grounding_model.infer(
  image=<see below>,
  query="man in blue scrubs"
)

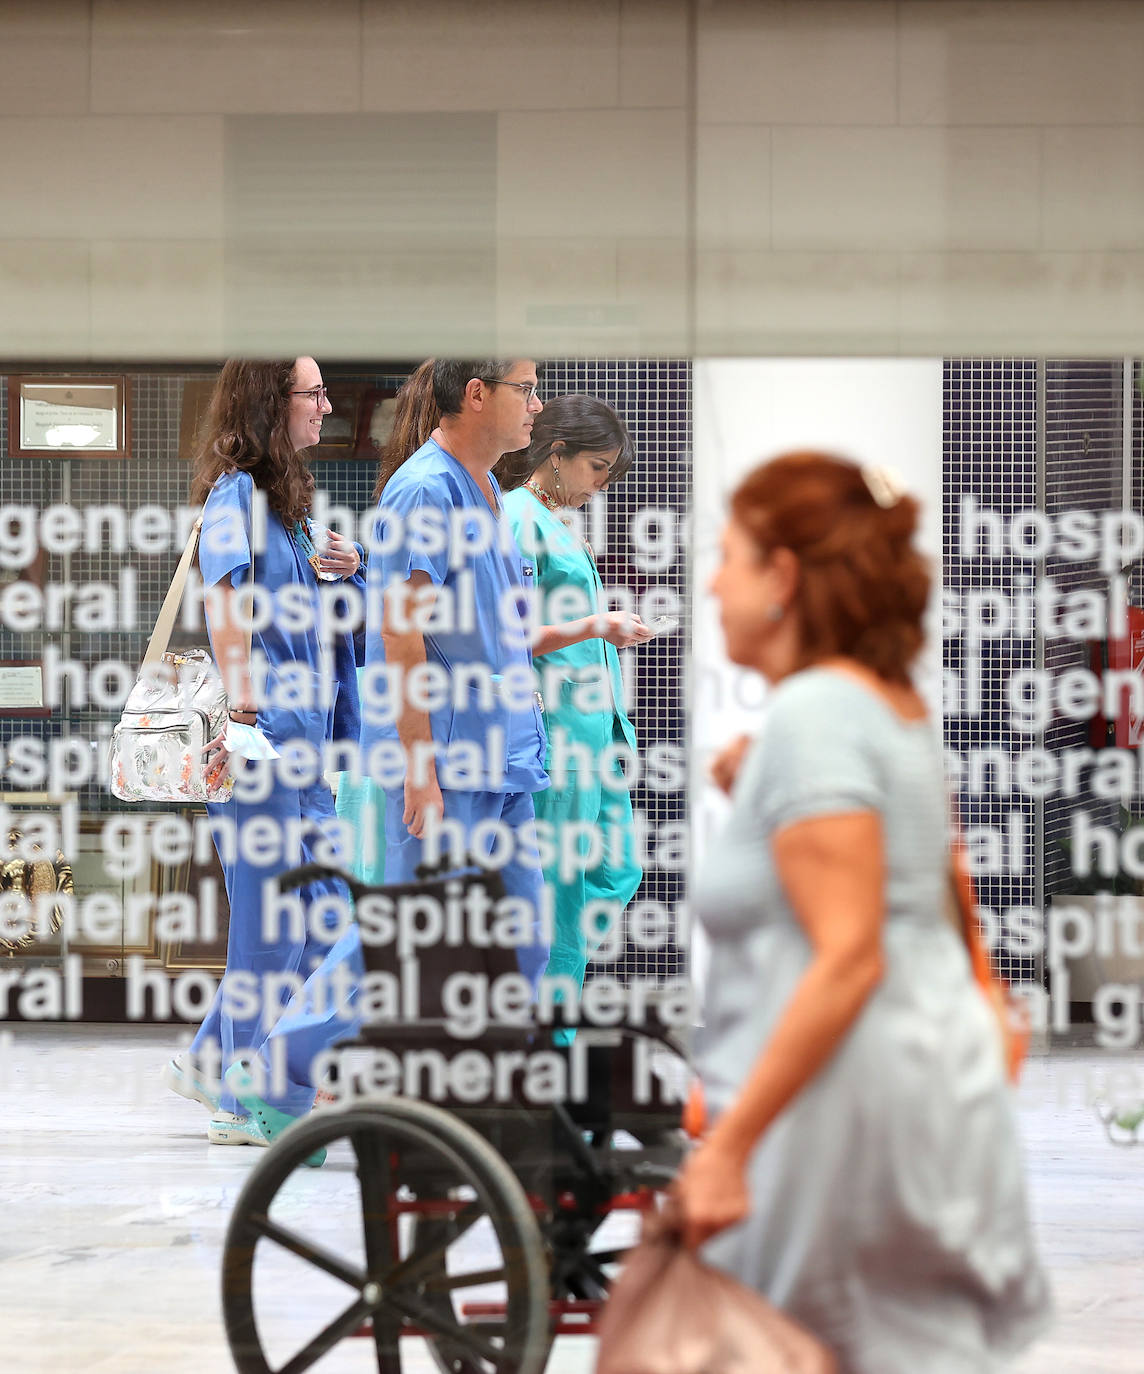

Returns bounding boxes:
[365,358,549,985]
[229,360,551,1130]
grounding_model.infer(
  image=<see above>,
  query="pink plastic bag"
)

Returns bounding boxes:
[595,1204,838,1374]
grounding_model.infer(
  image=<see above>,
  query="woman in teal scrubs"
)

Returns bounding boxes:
[498,394,652,1000]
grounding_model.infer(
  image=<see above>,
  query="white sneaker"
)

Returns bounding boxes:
[207,1110,268,1147]
[163,1054,221,1114]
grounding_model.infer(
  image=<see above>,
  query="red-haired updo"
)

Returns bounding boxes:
[729,451,930,685]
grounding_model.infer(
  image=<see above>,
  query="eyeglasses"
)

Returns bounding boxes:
[291,386,329,406]
[481,378,541,403]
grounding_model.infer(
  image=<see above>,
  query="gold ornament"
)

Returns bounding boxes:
[0,827,72,955]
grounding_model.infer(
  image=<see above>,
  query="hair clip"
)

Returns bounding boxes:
[861,465,903,509]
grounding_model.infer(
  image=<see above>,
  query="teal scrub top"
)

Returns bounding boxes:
[503,486,637,759]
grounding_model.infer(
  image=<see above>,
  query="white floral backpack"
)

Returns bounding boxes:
[109,516,243,804]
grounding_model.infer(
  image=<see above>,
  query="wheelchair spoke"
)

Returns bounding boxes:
[278,1296,372,1374]
[249,1212,366,1291]
[383,1202,482,1288]
[353,1129,396,1274]
[352,1130,404,1372]
[422,1265,509,1293]
[383,1290,504,1365]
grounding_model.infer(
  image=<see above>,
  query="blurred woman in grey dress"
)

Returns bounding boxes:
[677,452,1051,1372]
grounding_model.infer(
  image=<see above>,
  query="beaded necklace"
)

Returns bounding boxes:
[524,479,561,514]
[524,482,600,576]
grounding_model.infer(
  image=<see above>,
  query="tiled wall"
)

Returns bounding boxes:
[945,358,1141,986]
[1042,362,1126,900]
[4,2,1144,357]
[943,360,1039,980]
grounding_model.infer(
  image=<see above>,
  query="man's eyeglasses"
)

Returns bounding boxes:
[291,386,329,406]
[481,378,541,404]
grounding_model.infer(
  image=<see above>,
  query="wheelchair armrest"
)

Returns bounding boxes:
[275,861,371,901]
[341,1018,541,1049]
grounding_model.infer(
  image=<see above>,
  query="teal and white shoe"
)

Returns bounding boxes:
[207,1110,269,1147]
[163,1054,221,1114]
[224,1062,326,1168]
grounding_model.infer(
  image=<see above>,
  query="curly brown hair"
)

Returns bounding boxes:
[373,360,440,500]
[731,451,930,684]
[188,359,314,525]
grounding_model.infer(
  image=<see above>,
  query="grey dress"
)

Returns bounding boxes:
[694,669,1051,1374]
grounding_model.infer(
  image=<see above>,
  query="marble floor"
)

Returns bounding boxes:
[0,1025,1140,1373]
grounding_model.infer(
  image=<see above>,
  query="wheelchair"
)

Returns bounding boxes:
[220,860,691,1374]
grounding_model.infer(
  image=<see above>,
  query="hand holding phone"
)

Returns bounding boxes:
[601,612,654,648]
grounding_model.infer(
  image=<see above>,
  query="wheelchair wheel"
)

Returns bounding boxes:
[222,1097,551,1374]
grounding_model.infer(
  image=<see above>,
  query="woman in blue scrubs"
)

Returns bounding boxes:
[162,357,364,1147]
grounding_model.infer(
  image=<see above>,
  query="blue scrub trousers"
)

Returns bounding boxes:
[189,772,349,1115]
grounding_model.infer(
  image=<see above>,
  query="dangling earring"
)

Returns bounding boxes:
[551,461,563,503]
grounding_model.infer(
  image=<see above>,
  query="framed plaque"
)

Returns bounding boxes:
[0,661,49,718]
[69,815,161,962]
[8,375,129,458]
[311,380,403,461]
[0,546,45,591]
[177,377,217,460]
[311,381,362,459]
[357,385,402,459]
[157,808,231,972]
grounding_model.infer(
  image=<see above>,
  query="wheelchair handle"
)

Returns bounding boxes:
[275,861,371,901]
[274,858,499,903]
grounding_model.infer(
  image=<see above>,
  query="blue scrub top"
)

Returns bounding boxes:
[199,470,361,748]
[361,438,548,793]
